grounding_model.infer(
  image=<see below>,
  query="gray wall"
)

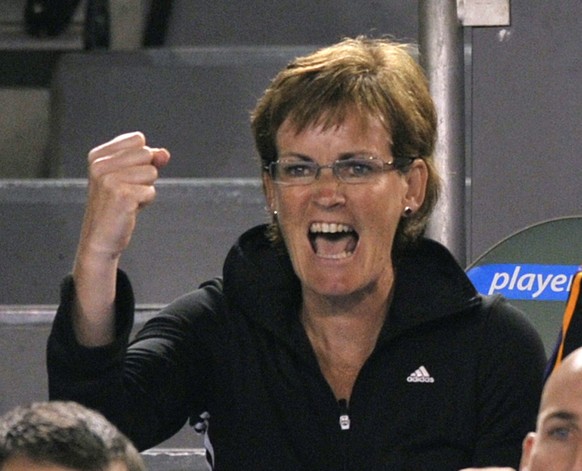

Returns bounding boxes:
[47,47,317,178]
[469,0,582,260]
[0,179,266,305]
[163,0,418,46]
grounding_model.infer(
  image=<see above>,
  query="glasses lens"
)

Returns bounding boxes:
[273,161,317,184]
[271,157,396,185]
[335,158,385,182]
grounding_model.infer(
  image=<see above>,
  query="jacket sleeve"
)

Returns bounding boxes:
[472,295,547,468]
[47,270,222,451]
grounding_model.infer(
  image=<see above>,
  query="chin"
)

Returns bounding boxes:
[304,276,364,299]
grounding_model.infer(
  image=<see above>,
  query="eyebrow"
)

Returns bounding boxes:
[544,410,579,424]
[278,152,378,162]
[278,153,311,161]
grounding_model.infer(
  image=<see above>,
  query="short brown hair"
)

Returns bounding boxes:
[251,36,440,251]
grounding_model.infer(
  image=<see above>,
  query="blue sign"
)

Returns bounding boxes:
[467,264,582,301]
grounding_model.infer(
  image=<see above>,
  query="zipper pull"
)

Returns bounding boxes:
[338,399,350,431]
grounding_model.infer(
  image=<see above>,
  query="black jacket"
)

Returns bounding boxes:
[48,225,546,470]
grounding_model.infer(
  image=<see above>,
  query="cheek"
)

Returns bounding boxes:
[274,188,310,217]
[368,178,407,211]
[274,195,307,245]
[530,441,576,470]
[365,194,403,232]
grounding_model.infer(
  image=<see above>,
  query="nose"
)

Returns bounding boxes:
[311,165,345,207]
[314,164,338,182]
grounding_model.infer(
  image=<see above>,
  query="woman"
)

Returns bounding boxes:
[48,37,546,470]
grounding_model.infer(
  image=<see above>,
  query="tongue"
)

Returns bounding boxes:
[313,233,357,257]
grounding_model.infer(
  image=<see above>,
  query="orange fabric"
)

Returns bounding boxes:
[554,270,582,370]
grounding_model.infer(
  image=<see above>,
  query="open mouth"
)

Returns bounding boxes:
[308,222,359,259]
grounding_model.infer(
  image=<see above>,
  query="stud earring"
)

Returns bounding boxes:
[403,206,413,217]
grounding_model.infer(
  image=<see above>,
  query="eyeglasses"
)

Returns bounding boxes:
[265,156,414,185]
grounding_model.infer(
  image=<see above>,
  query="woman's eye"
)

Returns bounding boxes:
[284,164,313,177]
[345,161,374,176]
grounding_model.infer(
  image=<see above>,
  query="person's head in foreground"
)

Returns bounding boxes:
[0,401,144,471]
[520,346,582,471]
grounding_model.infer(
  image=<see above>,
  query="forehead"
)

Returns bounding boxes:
[0,456,128,471]
[539,364,582,423]
[276,112,391,150]
[280,108,387,134]
[1,455,75,471]
[107,461,129,471]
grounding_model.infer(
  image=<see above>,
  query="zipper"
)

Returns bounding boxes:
[337,398,351,470]
[338,398,350,430]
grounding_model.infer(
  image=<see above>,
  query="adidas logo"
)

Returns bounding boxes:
[406,365,435,383]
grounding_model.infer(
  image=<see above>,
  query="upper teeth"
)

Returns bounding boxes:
[309,222,353,233]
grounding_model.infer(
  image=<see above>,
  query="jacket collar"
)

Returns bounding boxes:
[223,225,479,346]
[382,238,480,342]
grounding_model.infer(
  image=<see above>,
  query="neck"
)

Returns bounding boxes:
[301,277,394,357]
[301,287,391,343]
[300,269,394,323]
[300,283,394,401]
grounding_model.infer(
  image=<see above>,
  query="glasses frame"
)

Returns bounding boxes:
[264,156,415,186]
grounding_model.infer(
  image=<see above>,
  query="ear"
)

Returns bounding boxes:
[519,432,536,470]
[402,158,428,212]
[262,171,276,213]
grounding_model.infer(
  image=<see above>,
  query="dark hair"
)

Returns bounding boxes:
[0,401,144,471]
[251,36,440,250]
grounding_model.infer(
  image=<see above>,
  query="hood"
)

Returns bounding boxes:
[222,225,304,342]
[384,239,480,339]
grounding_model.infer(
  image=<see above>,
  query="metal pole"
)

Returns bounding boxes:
[109,0,146,49]
[418,0,467,265]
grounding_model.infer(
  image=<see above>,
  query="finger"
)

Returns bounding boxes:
[90,146,158,177]
[91,146,169,174]
[88,131,146,164]
[136,184,157,209]
[100,164,160,187]
[151,147,171,169]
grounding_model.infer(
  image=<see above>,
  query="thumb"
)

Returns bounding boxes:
[151,148,171,169]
